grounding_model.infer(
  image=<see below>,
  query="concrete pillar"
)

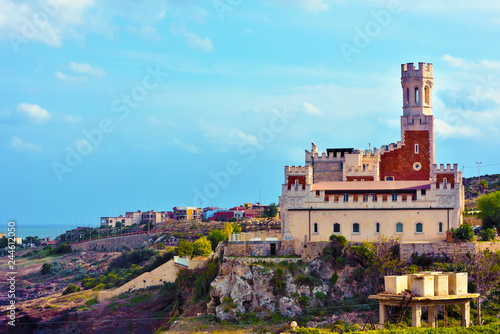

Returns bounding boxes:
[412,302,422,327]
[428,305,438,328]
[461,301,470,327]
[379,302,388,325]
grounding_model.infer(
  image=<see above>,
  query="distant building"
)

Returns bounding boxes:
[100,215,127,228]
[126,210,143,225]
[173,207,203,220]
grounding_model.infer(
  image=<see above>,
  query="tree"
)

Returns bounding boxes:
[193,237,212,257]
[177,239,194,257]
[264,203,278,218]
[232,223,241,234]
[478,191,500,230]
[207,229,227,251]
[466,250,500,324]
[479,180,489,194]
[223,222,234,237]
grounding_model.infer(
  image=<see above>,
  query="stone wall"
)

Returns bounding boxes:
[97,259,179,302]
[400,242,500,262]
[70,234,152,252]
[224,257,301,265]
[226,241,281,257]
[301,241,328,262]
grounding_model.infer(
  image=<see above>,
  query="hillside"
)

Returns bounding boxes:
[463,173,500,208]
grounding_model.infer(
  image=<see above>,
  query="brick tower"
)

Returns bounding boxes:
[379,62,435,181]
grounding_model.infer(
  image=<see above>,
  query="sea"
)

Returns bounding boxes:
[2,222,81,241]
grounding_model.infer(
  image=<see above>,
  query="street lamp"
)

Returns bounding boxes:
[258,188,261,205]
[476,162,482,195]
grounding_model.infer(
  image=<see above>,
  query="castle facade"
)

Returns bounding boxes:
[279,63,464,255]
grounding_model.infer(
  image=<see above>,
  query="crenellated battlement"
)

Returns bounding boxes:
[379,141,403,154]
[433,163,459,173]
[401,62,433,78]
[285,166,312,174]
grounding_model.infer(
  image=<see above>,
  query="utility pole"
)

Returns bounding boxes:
[258,188,261,205]
[476,162,482,195]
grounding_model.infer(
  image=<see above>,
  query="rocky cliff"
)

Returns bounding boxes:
[208,255,366,321]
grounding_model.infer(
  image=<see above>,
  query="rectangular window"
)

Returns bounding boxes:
[343,194,349,202]
[415,144,419,154]
[421,189,426,196]
[391,193,398,202]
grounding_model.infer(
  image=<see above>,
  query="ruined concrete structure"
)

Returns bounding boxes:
[279,63,464,255]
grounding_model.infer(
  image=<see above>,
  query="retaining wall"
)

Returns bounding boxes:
[400,241,500,262]
[97,259,179,302]
[70,234,152,252]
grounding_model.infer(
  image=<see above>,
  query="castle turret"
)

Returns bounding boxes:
[401,62,433,117]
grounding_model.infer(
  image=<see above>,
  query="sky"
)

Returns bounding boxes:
[2,0,500,232]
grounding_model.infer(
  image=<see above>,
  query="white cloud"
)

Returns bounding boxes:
[9,136,40,151]
[181,30,213,52]
[442,54,467,68]
[0,0,96,49]
[173,137,200,153]
[273,0,332,12]
[434,119,480,138]
[230,129,258,145]
[61,114,83,123]
[128,25,161,42]
[16,103,51,123]
[55,71,87,83]
[55,62,106,83]
[442,54,500,71]
[68,62,106,78]
[303,102,323,115]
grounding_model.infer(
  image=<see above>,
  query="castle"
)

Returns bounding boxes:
[279,62,464,255]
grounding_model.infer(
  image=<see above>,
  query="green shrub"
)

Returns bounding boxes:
[298,295,310,307]
[451,224,475,242]
[92,283,106,291]
[329,273,339,285]
[62,284,81,295]
[480,228,496,241]
[109,247,157,269]
[41,263,53,275]
[323,235,348,267]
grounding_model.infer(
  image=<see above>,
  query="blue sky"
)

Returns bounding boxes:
[2,0,500,232]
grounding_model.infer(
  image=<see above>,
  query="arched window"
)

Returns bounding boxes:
[333,223,340,234]
[353,223,360,234]
[376,222,380,234]
[406,88,410,104]
[415,87,419,104]
[438,222,443,233]
[416,222,423,233]
[396,222,403,233]
[313,223,318,234]
[424,86,429,104]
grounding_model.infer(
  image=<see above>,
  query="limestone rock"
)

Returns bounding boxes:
[279,297,302,317]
